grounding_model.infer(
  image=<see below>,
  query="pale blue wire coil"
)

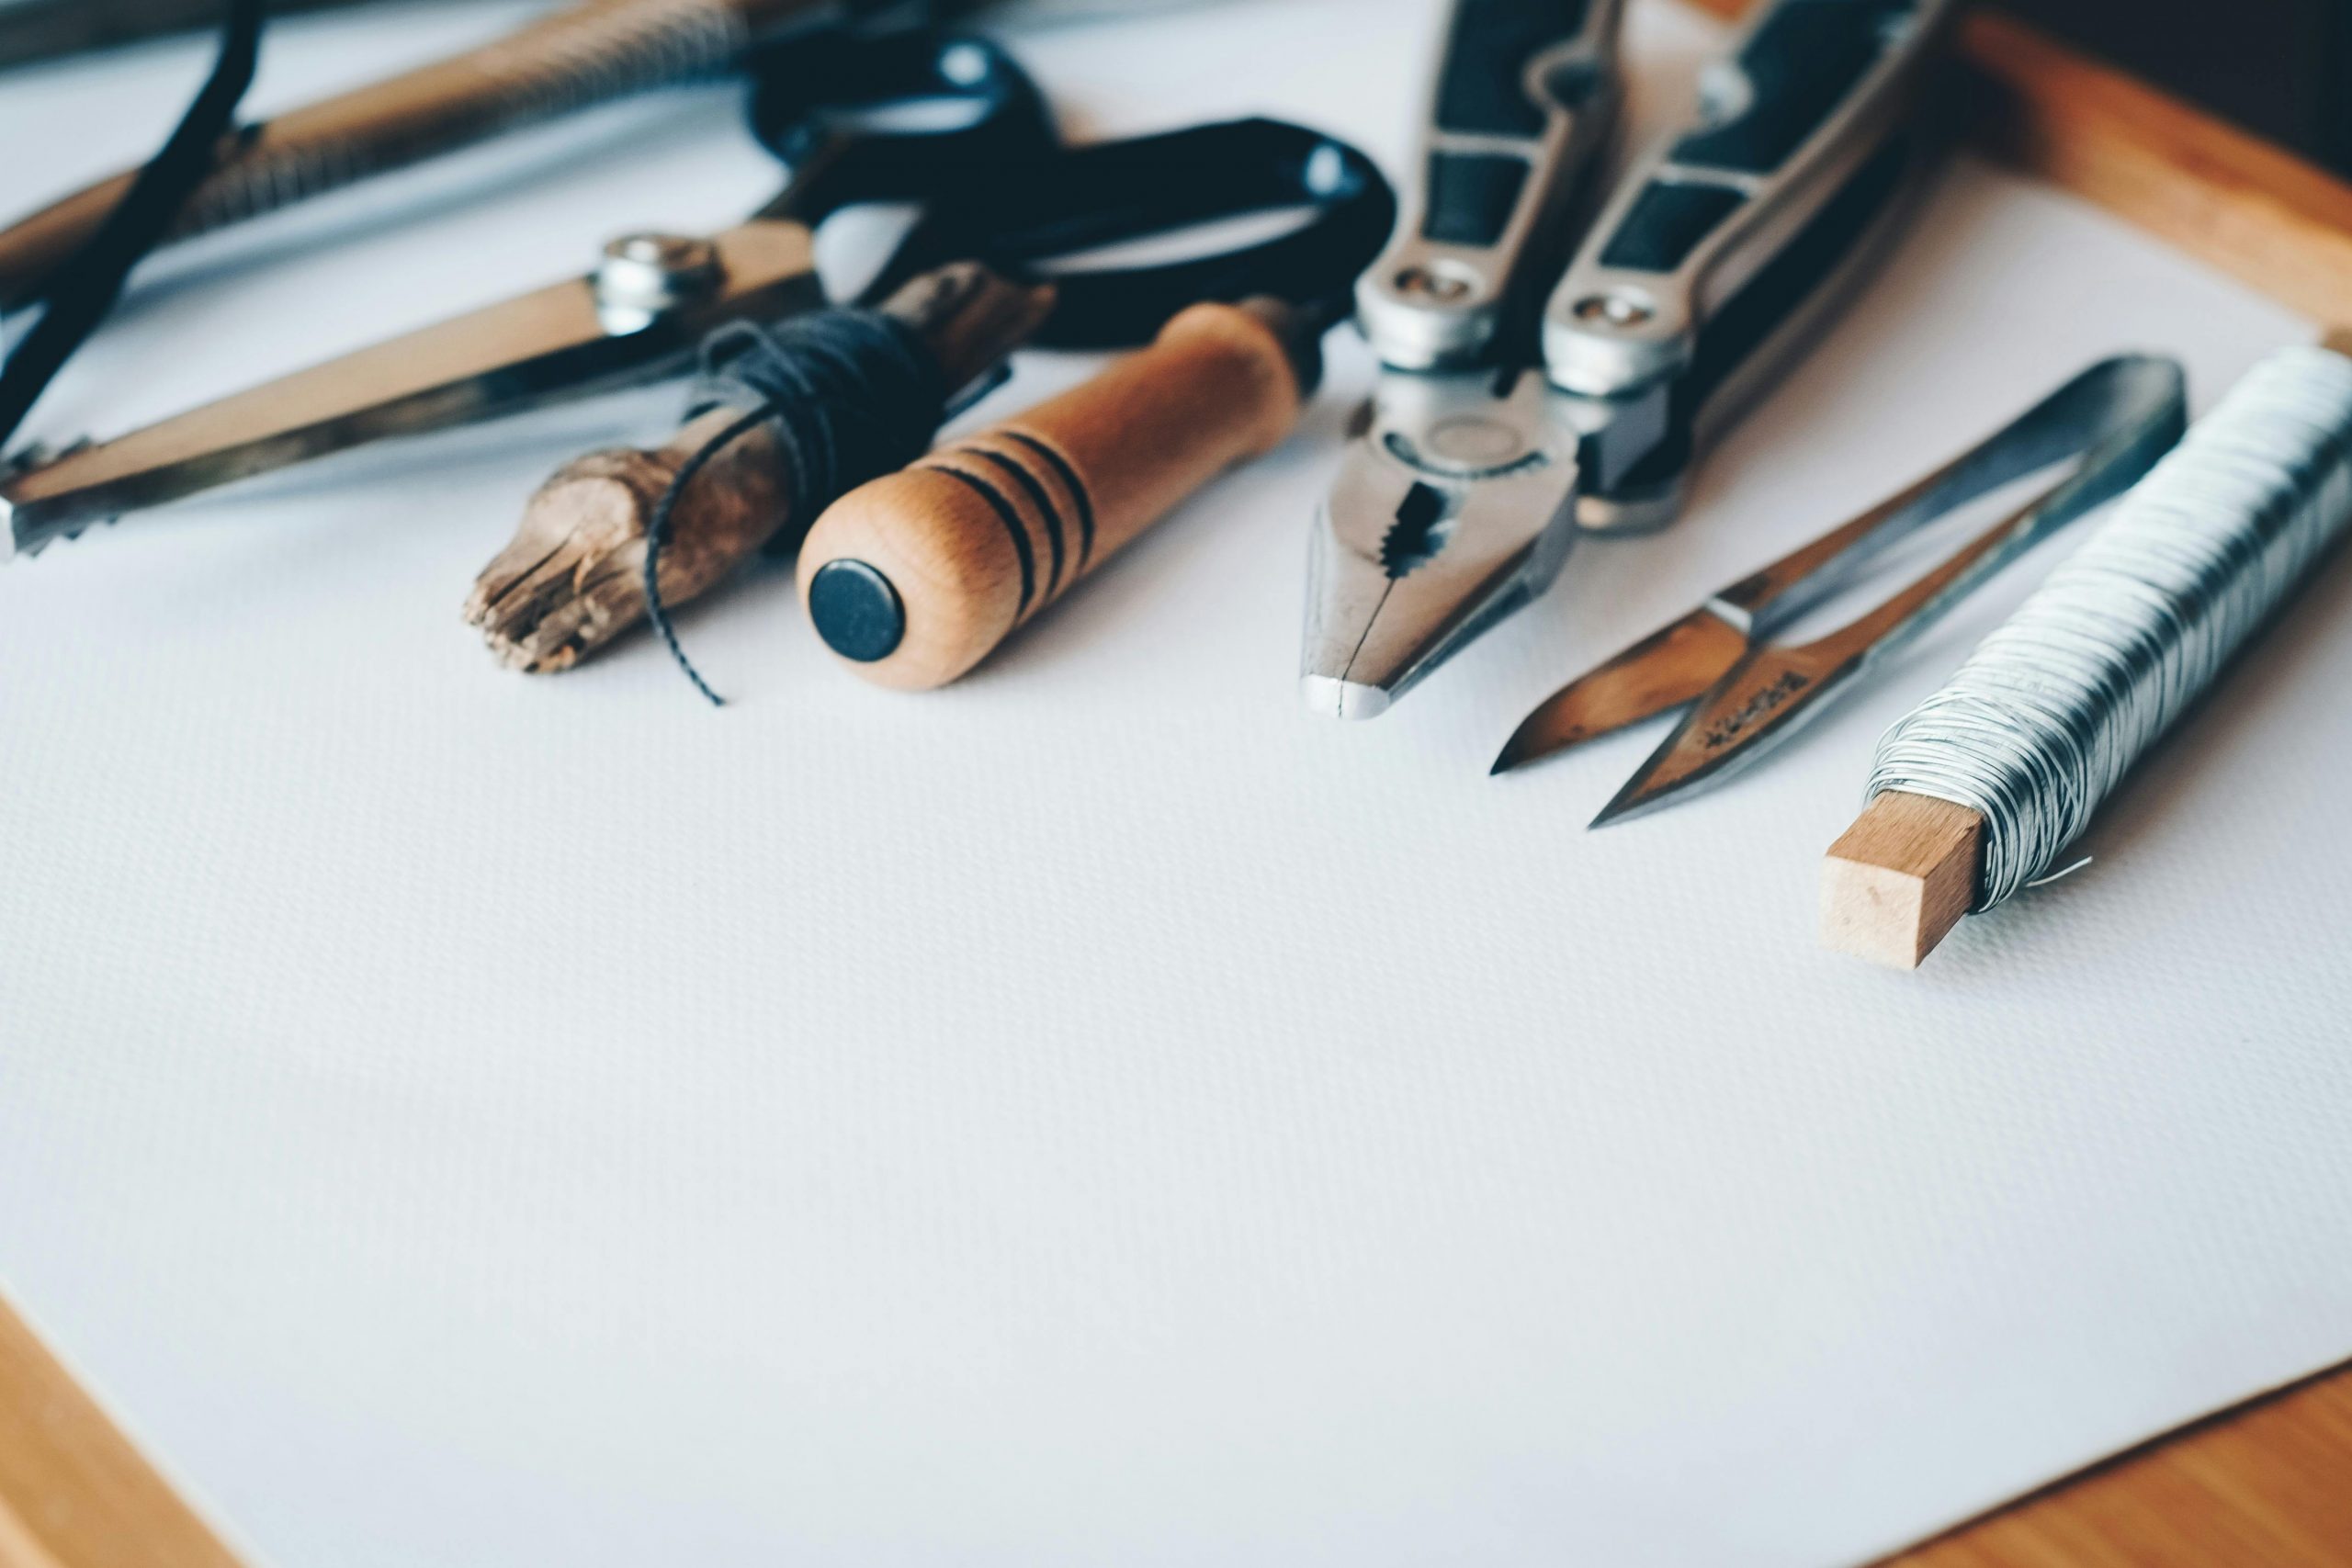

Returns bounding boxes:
[1866,344,2352,910]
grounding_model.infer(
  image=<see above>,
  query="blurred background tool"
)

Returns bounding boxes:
[0,0,262,450]
[1493,353,2187,823]
[0,0,1229,310]
[0,24,1059,558]
[0,0,865,311]
[0,0,405,73]
[1302,0,1956,721]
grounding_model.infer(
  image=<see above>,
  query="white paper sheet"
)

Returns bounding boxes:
[3,4,2348,1565]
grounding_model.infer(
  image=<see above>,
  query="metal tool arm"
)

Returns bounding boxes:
[1712,355,2188,637]
[1544,0,1955,402]
[1815,357,2188,674]
[1301,0,1956,719]
[1355,0,1623,371]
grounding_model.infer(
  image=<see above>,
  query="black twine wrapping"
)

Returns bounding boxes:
[0,0,266,449]
[641,309,945,705]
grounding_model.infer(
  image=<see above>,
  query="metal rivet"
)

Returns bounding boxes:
[594,232,722,333]
[1573,291,1654,329]
[1396,265,1472,303]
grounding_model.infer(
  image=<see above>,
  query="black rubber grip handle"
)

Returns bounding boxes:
[1672,0,1915,174]
[1432,0,1593,137]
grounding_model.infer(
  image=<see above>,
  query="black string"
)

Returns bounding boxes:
[641,309,946,705]
[641,403,775,709]
[0,0,266,450]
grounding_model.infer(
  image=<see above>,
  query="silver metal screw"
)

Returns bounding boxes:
[1573,290,1655,329]
[594,233,722,334]
[1395,265,1473,304]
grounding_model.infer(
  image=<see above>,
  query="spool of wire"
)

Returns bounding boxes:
[1865,344,2352,910]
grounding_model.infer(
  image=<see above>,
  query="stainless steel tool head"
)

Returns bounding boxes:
[1300,367,1582,718]
[1589,639,1858,827]
[1489,603,1749,773]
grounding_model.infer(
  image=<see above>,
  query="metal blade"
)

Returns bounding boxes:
[1491,604,1749,774]
[2,220,820,558]
[1300,367,1585,718]
[1589,641,1862,827]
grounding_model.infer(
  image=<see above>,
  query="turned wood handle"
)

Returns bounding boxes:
[796,300,1310,691]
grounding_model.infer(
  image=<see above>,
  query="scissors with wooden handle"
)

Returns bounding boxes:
[0,25,1060,561]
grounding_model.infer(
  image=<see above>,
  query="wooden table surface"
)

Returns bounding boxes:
[5,1283,2348,1567]
[1884,1364,2352,1566]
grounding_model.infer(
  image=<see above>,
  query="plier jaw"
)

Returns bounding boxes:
[1300,367,1583,718]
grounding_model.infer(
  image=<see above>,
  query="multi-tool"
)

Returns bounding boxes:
[1302,0,1958,719]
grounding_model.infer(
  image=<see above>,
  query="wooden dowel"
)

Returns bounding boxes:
[1821,790,1984,969]
[796,298,1313,692]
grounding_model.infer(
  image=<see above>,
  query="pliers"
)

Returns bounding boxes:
[1302,0,1959,719]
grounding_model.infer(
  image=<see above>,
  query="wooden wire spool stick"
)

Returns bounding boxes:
[796,298,1317,690]
[1823,338,2352,970]
[1823,792,1985,970]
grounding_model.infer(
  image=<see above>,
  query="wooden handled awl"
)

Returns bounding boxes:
[795,298,1317,690]
[1822,793,1985,970]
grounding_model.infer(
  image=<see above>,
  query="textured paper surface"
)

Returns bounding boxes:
[3,4,2350,1565]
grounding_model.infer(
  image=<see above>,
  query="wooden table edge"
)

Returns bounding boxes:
[0,1289,245,1568]
[1875,1358,2352,1566]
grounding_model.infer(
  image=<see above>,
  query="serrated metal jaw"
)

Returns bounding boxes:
[1300,369,1583,718]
